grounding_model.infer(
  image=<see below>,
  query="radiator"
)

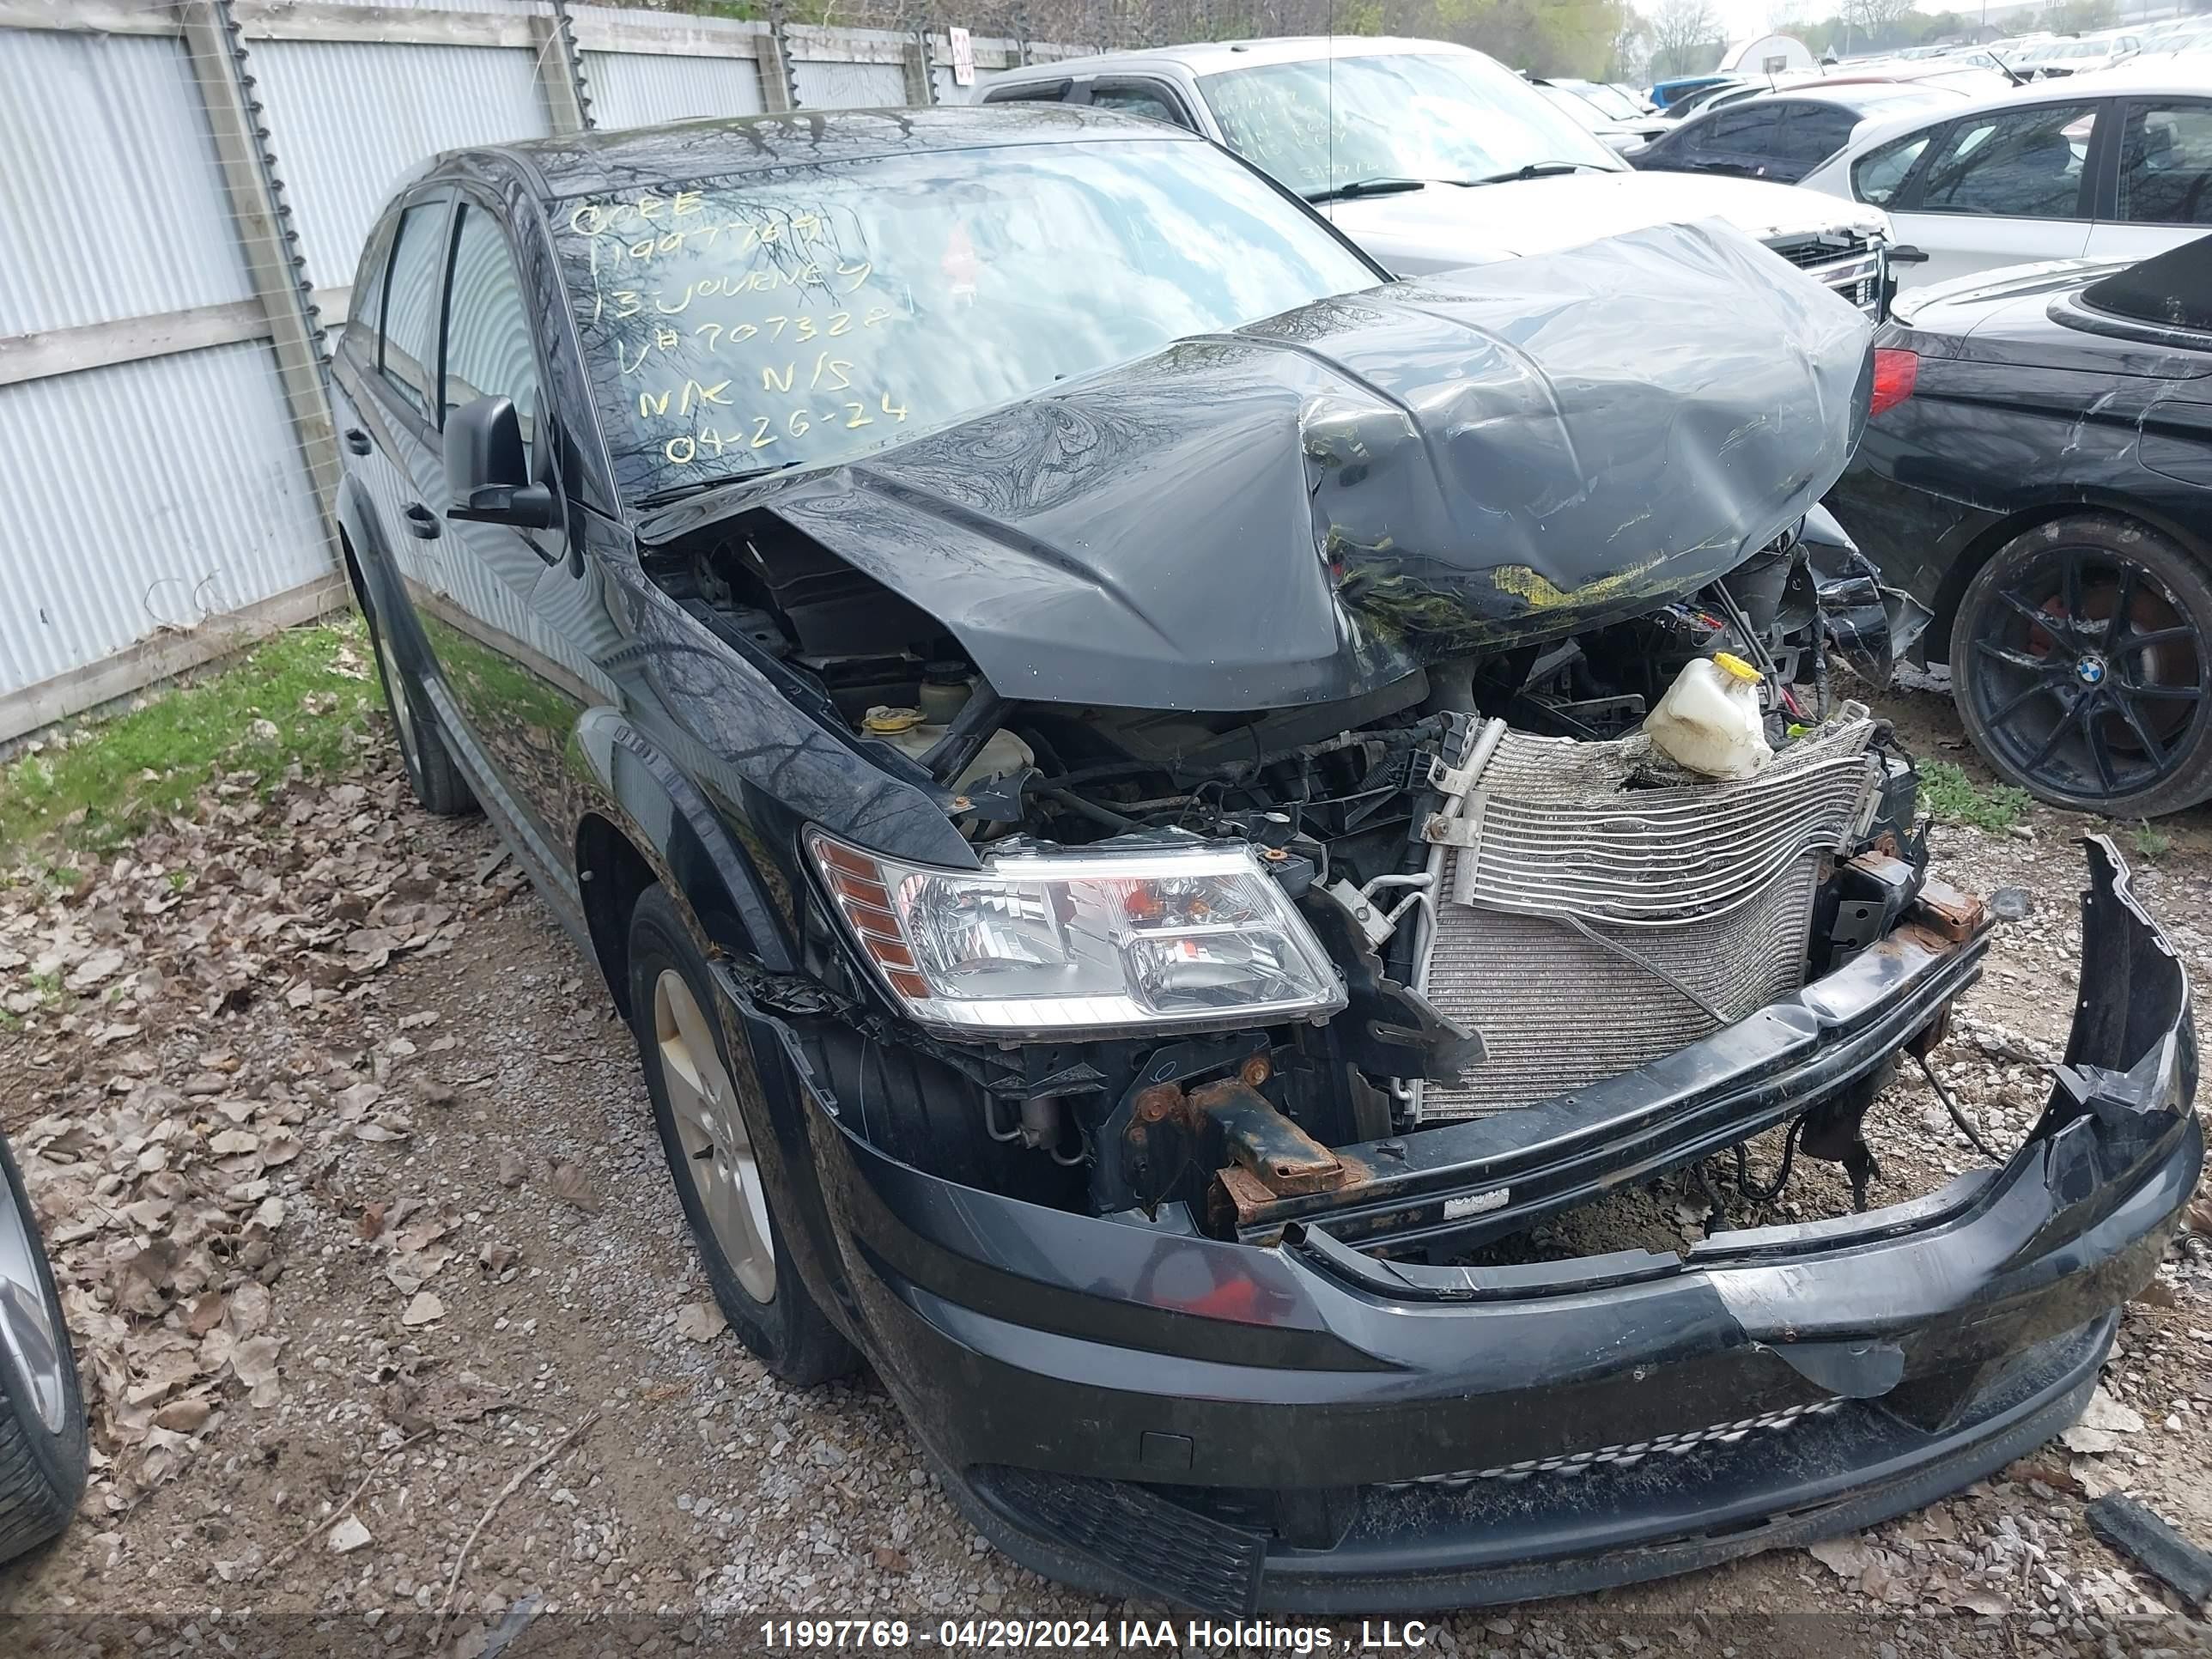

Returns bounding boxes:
[1414,711,1880,1120]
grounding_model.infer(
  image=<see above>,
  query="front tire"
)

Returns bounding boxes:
[1954,514,2212,817]
[626,886,857,1387]
[0,1129,88,1566]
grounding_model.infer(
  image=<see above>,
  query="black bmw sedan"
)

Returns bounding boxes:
[1828,235,2212,816]
[331,106,2197,1613]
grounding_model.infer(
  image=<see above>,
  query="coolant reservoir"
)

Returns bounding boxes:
[1643,653,1773,780]
[862,706,1034,793]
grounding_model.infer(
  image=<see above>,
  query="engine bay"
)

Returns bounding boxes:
[647,509,1959,1258]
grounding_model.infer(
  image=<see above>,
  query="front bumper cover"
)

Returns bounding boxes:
[748,837,2197,1615]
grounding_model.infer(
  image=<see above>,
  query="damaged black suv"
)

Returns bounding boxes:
[331,106,2200,1613]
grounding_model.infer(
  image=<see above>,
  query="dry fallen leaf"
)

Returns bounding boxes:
[673,1302,726,1344]
[547,1162,599,1214]
[230,1334,281,1391]
[153,1395,214,1435]
[1807,1536,1875,1580]
[394,1217,447,1255]
[2077,1385,2145,1435]
[400,1291,445,1328]
[357,1200,389,1242]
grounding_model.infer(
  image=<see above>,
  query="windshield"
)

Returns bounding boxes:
[1199,51,1624,200]
[553,139,1379,501]
[1538,84,1610,131]
[1565,81,1643,119]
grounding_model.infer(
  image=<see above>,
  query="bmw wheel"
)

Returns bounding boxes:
[1954,515,2212,817]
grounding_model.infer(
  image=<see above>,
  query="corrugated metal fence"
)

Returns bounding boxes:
[0,0,1071,743]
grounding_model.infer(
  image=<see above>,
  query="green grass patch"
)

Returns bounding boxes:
[1,617,382,860]
[1918,760,2034,834]
[2130,820,2172,863]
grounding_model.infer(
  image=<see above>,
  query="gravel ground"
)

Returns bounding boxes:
[2,677,2210,1658]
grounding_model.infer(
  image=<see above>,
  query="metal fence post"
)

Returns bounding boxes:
[173,0,340,550]
[763,0,799,112]
[902,9,937,106]
[532,0,594,134]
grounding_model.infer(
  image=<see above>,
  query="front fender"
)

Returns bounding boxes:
[570,707,798,975]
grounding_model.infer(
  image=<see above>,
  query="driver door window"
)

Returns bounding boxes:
[442,203,540,457]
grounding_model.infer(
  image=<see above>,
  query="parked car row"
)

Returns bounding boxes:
[982,38,1893,312]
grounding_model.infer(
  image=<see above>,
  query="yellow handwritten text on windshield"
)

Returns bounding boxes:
[563,189,921,465]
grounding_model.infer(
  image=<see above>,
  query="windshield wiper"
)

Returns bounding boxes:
[1468,161,1611,186]
[1302,176,1436,204]
[639,459,805,508]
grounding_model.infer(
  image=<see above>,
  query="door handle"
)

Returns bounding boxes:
[343,427,373,455]
[404,502,442,540]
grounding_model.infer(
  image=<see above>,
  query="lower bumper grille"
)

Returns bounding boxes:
[1416,714,1879,1119]
[1381,1396,1845,1490]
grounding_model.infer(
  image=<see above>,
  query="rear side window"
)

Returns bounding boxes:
[1090,83,1189,127]
[442,204,540,453]
[1852,131,1931,204]
[2118,101,2212,226]
[381,199,450,422]
[1911,103,2096,219]
[1778,105,1856,165]
[1698,106,1783,155]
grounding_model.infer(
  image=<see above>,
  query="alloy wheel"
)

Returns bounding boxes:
[653,969,775,1303]
[1966,547,2208,804]
[0,1182,68,1436]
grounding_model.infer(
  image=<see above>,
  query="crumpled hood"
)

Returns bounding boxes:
[645,222,1872,714]
[1331,170,1893,276]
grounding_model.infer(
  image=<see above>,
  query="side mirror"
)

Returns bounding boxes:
[445,396,558,529]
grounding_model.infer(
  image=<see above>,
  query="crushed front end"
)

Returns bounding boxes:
[643,226,2196,1611]
[711,574,2196,1612]
[750,835,2194,1613]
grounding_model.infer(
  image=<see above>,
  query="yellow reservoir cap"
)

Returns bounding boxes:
[1712,652,1762,684]
[863,706,925,734]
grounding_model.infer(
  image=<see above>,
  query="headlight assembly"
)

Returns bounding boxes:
[806,831,1346,1040]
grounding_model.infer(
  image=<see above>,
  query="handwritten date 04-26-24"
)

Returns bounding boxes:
[661,392,910,465]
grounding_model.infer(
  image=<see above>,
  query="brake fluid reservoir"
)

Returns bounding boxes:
[1644,653,1773,780]
[862,707,1034,792]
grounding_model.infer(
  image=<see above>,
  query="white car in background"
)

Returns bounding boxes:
[979,37,1894,314]
[1796,68,2212,290]
[2024,32,2144,78]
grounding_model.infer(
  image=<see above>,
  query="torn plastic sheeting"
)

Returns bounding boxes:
[659,221,1874,713]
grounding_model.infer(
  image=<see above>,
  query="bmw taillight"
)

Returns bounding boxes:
[1869,347,1918,417]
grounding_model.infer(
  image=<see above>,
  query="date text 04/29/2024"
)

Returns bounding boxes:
[758,1620,1434,1650]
